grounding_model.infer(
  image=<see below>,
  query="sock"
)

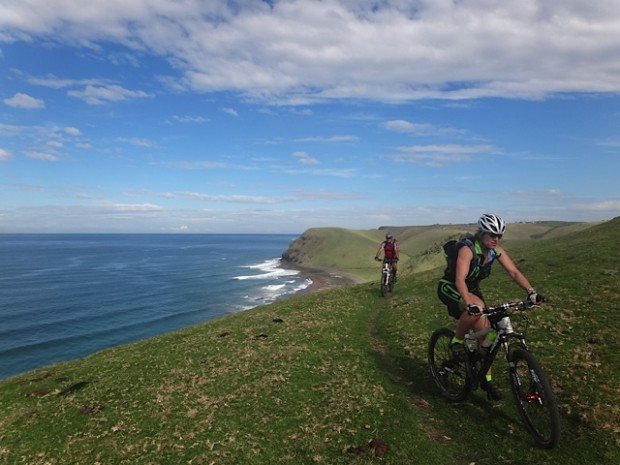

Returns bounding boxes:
[451,336,464,345]
[485,374,492,382]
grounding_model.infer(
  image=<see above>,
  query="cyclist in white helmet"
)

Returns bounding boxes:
[437,213,543,400]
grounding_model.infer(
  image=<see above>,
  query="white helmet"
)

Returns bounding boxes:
[477,213,506,235]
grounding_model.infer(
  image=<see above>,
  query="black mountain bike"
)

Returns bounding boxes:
[427,299,561,449]
[379,259,395,297]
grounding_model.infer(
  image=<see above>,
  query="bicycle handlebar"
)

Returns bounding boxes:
[467,298,546,316]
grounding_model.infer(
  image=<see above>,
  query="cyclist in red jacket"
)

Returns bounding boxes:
[375,233,400,281]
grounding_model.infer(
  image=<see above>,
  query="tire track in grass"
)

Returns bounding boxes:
[365,295,454,443]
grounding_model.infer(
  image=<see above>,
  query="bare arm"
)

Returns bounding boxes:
[454,246,475,305]
[496,247,534,292]
[375,242,384,258]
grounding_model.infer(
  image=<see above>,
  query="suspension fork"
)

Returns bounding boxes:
[504,334,527,387]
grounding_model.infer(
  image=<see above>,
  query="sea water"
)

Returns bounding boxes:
[0,234,307,379]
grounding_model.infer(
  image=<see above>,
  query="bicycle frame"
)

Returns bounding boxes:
[428,299,560,448]
[462,302,532,388]
[381,261,392,285]
[379,259,396,296]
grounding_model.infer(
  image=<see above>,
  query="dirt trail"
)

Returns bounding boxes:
[365,298,452,442]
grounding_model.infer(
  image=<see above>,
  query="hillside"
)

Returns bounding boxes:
[282,220,596,281]
[0,217,618,465]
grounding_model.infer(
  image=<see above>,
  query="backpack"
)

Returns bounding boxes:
[442,233,476,281]
[383,240,397,258]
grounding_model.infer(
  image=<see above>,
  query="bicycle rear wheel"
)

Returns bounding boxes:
[428,328,471,401]
[508,347,561,449]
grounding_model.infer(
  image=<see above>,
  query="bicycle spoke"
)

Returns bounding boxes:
[509,348,560,448]
[428,328,471,401]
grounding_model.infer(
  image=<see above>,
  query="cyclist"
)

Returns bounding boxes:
[375,233,399,281]
[437,213,542,400]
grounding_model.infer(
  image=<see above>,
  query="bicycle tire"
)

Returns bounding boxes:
[380,270,388,297]
[388,276,394,293]
[428,328,471,402]
[508,347,561,449]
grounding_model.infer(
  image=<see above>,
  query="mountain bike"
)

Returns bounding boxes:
[378,259,395,297]
[427,299,561,449]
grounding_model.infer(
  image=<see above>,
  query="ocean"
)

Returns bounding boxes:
[0,234,307,380]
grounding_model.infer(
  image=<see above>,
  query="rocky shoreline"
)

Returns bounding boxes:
[281,261,361,294]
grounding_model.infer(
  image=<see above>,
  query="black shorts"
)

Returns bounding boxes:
[437,280,484,319]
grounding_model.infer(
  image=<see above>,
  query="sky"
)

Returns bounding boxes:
[1,0,619,233]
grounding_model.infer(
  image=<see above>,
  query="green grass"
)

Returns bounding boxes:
[282,221,597,281]
[1,218,618,464]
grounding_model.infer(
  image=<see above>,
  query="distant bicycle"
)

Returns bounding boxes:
[376,257,396,297]
[427,298,561,449]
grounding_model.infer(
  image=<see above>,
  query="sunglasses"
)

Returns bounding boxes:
[488,233,503,239]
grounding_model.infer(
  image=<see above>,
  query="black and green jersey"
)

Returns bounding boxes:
[439,236,501,302]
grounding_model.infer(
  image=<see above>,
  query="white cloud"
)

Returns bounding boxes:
[108,203,163,212]
[388,144,498,167]
[578,199,620,211]
[171,191,285,205]
[597,138,620,148]
[1,195,617,233]
[26,151,60,161]
[165,161,227,170]
[283,167,358,178]
[64,126,81,136]
[293,151,320,165]
[1,1,619,103]
[117,137,156,147]
[295,135,359,143]
[292,188,365,201]
[3,93,45,109]
[289,107,313,116]
[383,119,466,137]
[172,115,209,124]
[0,123,25,136]
[222,107,239,117]
[27,75,109,89]
[0,148,13,161]
[68,85,152,104]
[383,120,435,134]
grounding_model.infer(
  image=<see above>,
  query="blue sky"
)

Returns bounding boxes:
[1,0,619,233]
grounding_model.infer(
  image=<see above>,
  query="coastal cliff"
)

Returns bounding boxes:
[281,221,593,282]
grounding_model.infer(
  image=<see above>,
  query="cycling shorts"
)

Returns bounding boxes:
[437,279,484,319]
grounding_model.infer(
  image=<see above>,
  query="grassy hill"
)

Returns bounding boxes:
[0,218,618,465]
[282,221,596,281]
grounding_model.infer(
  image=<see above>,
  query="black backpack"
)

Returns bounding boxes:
[442,233,476,281]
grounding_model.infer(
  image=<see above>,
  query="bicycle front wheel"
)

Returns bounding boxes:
[380,271,388,296]
[428,328,471,402]
[508,347,561,449]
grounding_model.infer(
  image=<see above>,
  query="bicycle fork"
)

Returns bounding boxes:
[508,356,544,406]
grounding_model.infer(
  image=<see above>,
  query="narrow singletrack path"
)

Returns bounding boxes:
[364,294,453,442]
